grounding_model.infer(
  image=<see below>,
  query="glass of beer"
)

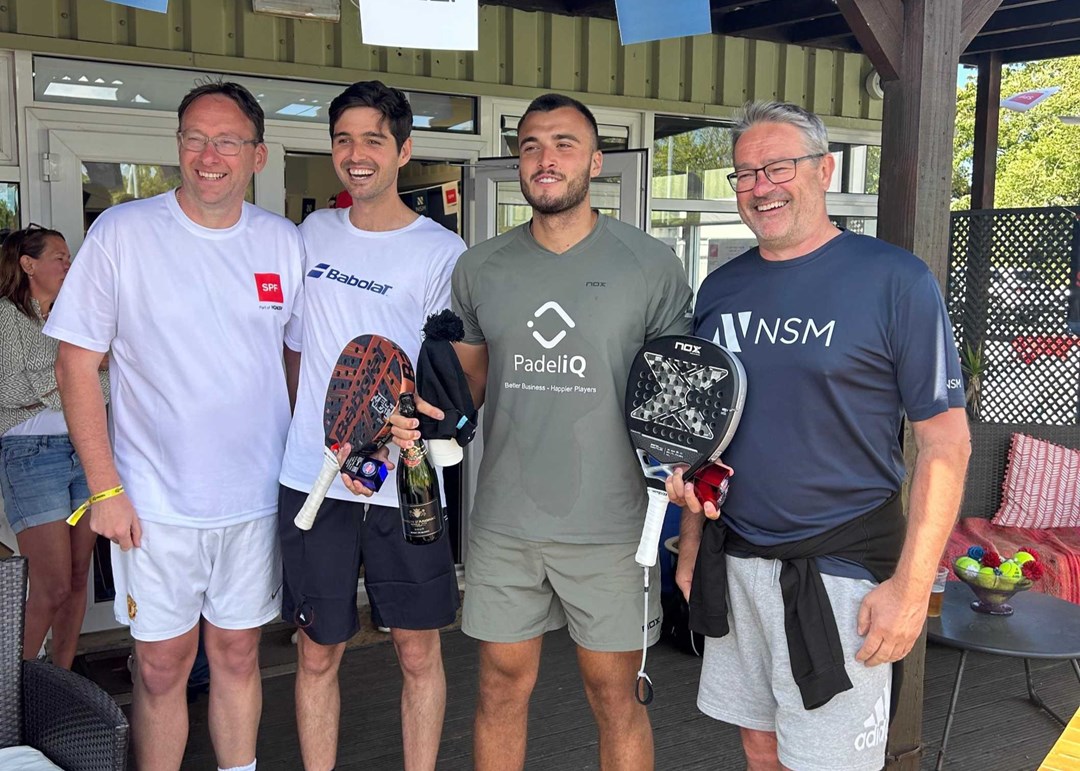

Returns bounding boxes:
[928,566,949,617]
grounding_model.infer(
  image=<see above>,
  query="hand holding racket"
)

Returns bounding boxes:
[623,335,746,704]
[293,334,414,530]
[625,335,745,567]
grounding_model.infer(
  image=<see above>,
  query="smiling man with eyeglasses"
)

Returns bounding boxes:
[45,81,304,771]
[666,101,971,771]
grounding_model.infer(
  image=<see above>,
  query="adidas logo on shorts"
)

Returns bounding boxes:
[853,694,888,752]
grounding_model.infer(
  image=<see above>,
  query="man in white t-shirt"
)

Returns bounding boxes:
[277,80,465,771]
[47,82,303,771]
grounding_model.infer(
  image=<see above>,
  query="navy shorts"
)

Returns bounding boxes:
[278,485,459,645]
[0,435,89,535]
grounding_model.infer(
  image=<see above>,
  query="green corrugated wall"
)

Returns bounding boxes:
[0,1,882,127]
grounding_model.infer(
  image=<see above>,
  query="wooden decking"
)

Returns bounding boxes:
[82,622,1079,770]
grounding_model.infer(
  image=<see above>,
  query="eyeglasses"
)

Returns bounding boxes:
[726,154,825,193]
[177,131,259,156]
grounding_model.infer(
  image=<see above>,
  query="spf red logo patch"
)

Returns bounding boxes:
[445,187,458,205]
[255,273,284,303]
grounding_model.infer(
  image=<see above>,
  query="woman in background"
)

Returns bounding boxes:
[0,225,109,668]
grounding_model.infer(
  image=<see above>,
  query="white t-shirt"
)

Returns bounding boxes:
[4,409,68,437]
[279,209,465,507]
[44,191,304,528]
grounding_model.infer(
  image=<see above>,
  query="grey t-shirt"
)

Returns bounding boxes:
[452,214,692,544]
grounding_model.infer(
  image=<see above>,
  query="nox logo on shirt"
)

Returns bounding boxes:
[306,262,393,295]
[712,311,835,352]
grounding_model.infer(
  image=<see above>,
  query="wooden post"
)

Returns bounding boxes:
[837,0,1002,768]
[971,51,1002,210]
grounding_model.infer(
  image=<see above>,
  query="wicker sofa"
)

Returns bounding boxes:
[945,421,1080,605]
[0,557,129,771]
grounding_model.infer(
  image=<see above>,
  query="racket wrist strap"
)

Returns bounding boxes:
[67,484,125,526]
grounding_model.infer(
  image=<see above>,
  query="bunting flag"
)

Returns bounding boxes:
[615,0,712,45]
[1000,87,1061,112]
[105,0,168,11]
[359,0,478,51]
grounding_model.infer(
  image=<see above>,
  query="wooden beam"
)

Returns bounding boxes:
[835,0,903,81]
[970,51,1001,210]
[876,1,966,762]
[978,0,1077,36]
[720,0,837,35]
[787,15,851,44]
[961,0,1003,49]
[965,19,1080,54]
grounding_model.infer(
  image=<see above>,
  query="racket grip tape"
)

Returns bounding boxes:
[635,488,670,568]
[294,446,340,531]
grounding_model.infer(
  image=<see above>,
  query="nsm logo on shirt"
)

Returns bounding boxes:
[307,263,393,295]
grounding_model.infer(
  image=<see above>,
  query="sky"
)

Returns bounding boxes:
[958,64,977,90]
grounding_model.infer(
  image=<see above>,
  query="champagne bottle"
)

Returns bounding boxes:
[397,393,444,545]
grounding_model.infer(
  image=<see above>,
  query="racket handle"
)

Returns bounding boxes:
[636,488,670,568]
[294,446,340,531]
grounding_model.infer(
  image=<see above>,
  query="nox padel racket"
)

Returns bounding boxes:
[293,335,414,530]
[625,336,746,568]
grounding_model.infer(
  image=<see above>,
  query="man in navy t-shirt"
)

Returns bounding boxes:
[667,102,970,771]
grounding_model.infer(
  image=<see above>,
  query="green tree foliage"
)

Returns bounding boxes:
[652,126,733,179]
[953,56,1080,210]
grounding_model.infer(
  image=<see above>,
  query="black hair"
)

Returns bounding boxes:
[517,93,600,150]
[177,80,265,143]
[328,81,413,150]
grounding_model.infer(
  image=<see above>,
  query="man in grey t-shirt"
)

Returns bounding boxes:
[393,94,690,770]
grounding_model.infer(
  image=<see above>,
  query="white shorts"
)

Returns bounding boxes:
[111,515,282,642]
[697,555,892,771]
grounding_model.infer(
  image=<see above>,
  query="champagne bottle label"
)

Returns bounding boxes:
[402,500,442,543]
[402,445,426,469]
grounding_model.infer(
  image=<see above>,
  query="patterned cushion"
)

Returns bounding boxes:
[991,433,1080,528]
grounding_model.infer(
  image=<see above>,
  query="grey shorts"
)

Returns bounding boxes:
[698,555,891,771]
[463,526,661,652]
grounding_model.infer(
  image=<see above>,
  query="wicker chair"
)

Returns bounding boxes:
[0,557,129,770]
[960,421,1080,519]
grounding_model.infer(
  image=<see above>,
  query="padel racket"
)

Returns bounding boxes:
[624,335,746,568]
[293,335,414,530]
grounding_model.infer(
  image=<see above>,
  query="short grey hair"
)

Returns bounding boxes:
[731,101,830,156]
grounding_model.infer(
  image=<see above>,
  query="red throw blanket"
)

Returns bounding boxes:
[942,517,1080,605]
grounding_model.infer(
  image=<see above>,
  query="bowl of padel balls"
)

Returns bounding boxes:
[952,546,1045,616]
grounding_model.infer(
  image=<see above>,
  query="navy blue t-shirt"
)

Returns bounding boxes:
[693,230,964,576]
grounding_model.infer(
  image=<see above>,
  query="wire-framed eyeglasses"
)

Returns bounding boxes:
[177,131,259,156]
[726,153,825,193]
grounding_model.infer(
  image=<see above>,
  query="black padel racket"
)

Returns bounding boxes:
[293,335,414,530]
[624,335,745,703]
[625,335,746,566]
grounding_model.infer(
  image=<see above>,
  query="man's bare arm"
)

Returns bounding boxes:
[856,407,970,665]
[453,341,488,410]
[55,341,141,550]
[284,345,301,413]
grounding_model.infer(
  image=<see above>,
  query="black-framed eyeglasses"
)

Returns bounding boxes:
[177,130,259,156]
[726,153,825,193]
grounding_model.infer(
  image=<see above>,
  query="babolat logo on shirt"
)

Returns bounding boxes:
[713,311,835,353]
[306,263,393,295]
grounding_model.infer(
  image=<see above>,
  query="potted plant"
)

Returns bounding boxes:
[960,340,988,420]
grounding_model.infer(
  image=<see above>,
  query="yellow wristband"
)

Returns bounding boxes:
[67,485,125,526]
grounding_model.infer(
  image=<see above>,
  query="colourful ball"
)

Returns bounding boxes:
[1014,551,1035,565]
[977,567,999,589]
[967,545,986,561]
[999,561,1022,580]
